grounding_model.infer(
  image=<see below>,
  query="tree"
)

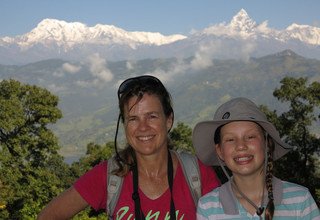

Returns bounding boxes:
[261,77,320,205]
[71,142,114,179]
[170,122,194,153]
[0,79,69,219]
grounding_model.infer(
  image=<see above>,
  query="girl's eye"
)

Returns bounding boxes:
[246,134,257,141]
[225,138,234,142]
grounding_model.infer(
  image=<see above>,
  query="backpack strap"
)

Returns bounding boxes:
[106,150,201,217]
[173,150,201,206]
[106,157,123,218]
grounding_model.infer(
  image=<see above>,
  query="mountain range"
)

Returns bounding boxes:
[1,9,320,161]
[1,9,320,65]
[1,49,319,160]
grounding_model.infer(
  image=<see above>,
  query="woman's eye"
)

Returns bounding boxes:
[149,114,158,119]
[128,117,137,122]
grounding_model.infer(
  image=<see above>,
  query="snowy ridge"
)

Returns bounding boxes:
[282,23,320,45]
[2,18,187,49]
[2,9,319,47]
[199,9,320,45]
[0,9,319,64]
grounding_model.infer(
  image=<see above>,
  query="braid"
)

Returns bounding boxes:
[265,137,275,220]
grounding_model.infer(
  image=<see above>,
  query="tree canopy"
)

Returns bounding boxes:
[261,76,320,205]
[0,79,70,219]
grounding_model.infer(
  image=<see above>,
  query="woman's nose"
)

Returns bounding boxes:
[137,118,149,131]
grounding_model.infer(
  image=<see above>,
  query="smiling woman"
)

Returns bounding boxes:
[37,75,220,219]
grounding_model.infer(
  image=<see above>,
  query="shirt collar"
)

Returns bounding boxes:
[219,176,283,215]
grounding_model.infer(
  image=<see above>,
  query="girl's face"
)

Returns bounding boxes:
[124,93,173,157]
[216,121,266,178]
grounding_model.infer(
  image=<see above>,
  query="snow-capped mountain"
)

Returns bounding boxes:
[4,18,186,49]
[199,9,320,44]
[1,9,319,65]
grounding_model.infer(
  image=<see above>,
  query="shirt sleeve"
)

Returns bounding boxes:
[198,159,221,195]
[73,161,107,211]
[301,190,320,218]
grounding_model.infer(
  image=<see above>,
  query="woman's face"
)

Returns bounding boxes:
[123,93,173,156]
[216,121,266,177]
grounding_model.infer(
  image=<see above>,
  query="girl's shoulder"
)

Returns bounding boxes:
[275,177,319,209]
[199,181,229,203]
[280,179,310,194]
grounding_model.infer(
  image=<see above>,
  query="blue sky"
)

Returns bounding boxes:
[1,0,319,37]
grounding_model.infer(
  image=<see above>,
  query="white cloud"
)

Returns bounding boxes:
[76,80,96,88]
[116,33,258,87]
[144,58,190,83]
[87,53,113,82]
[52,62,81,78]
[126,61,136,70]
[76,53,114,88]
[62,62,81,74]
[190,44,214,70]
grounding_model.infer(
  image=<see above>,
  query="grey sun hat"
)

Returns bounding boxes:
[193,97,293,166]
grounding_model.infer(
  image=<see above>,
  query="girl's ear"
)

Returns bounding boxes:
[215,144,224,161]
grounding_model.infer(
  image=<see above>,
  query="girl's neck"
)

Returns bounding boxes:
[231,174,266,216]
[232,173,265,199]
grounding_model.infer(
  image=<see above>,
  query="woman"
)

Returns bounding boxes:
[38,75,220,219]
[193,97,320,219]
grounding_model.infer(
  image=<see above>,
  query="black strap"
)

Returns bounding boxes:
[168,150,176,220]
[132,151,176,220]
[132,163,145,220]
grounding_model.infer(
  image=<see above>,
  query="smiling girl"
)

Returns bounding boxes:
[193,97,320,219]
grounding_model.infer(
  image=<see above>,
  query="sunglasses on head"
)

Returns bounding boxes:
[117,75,164,100]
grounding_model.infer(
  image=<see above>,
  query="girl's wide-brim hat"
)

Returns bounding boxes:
[193,97,293,166]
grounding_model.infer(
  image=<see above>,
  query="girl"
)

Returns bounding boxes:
[193,97,320,219]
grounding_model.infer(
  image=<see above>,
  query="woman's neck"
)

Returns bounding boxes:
[136,149,178,199]
[136,149,169,178]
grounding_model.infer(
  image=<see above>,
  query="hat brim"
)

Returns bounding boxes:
[193,118,293,166]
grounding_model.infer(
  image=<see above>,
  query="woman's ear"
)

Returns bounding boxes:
[166,113,174,132]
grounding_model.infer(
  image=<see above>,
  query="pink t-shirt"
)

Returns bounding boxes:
[74,158,220,219]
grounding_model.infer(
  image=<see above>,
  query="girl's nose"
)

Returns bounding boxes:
[235,139,248,151]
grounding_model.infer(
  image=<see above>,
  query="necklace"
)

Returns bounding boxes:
[231,178,265,217]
